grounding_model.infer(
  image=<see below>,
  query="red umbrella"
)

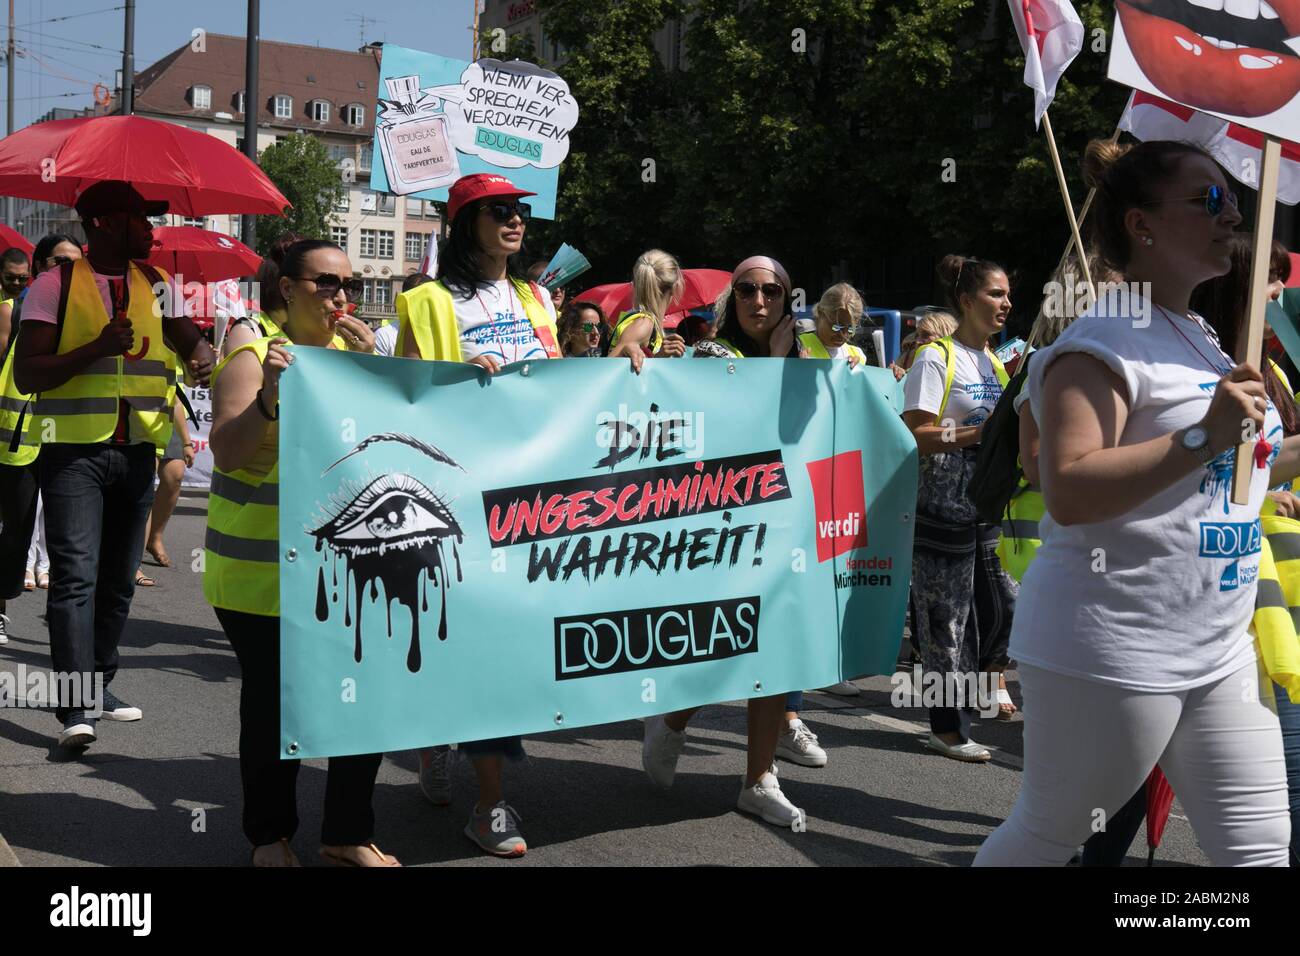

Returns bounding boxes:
[574,269,731,330]
[0,115,289,216]
[146,226,261,284]
[1288,254,1299,288]
[1144,766,1176,866]
[0,223,32,256]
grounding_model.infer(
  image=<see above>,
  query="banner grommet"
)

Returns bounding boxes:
[286,548,298,562]
[286,741,299,755]
[521,364,532,377]
[753,681,763,692]
[727,363,736,374]
[554,712,564,725]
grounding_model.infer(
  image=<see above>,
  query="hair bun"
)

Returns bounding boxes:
[1082,139,1130,190]
[935,254,967,287]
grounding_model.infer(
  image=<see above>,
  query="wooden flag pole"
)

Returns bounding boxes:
[1042,110,1096,304]
[1230,134,1283,506]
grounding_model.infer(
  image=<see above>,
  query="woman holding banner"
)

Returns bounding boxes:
[206,238,394,867]
[642,255,808,827]
[975,140,1293,866]
[901,256,1018,762]
[607,249,687,367]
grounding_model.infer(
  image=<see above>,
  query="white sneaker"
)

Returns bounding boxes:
[0,613,9,644]
[776,718,828,767]
[820,680,860,697]
[737,770,805,828]
[641,715,686,789]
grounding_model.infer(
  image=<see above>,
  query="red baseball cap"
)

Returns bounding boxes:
[446,173,537,223]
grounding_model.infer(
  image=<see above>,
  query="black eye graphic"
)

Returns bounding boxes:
[308,435,466,674]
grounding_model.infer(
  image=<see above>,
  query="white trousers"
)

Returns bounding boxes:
[974,659,1290,866]
[26,491,47,574]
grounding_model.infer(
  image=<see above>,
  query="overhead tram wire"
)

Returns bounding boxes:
[15,5,124,28]
[16,27,122,54]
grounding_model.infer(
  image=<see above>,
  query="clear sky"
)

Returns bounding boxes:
[4,0,476,129]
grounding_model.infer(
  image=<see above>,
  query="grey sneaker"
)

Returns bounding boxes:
[100,688,142,722]
[776,718,828,767]
[820,680,860,697]
[464,801,527,857]
[58,711,97,748]
[418,745,453,806]
[641,715,686,789]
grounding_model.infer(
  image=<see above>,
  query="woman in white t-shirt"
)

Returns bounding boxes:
[901,256,1018,762]
[974,139,1293,866]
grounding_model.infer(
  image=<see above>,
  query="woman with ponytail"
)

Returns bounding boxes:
[975,139,1293,866]
[901,254,1018,761]
[608,249,687,369]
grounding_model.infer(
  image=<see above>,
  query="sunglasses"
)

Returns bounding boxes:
[290,273,364,298]
[480,200,531,223]
[734,280,784,300]
[1142,184,1238,217]
[580,323,600,334]
[3,274,29,284]
[48,255,74,267]
[829,323,858,334]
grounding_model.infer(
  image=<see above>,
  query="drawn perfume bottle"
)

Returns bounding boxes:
[377,74,461,195]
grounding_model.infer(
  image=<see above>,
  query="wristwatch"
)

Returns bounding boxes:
[1180,423,1214,464]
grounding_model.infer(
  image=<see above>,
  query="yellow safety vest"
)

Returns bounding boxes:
[396,278,558,362]
[799,331,867,364]
[1253,513,1300,703]
[708,336,744,358]
[0,327,37,467]
[203,336,281,617]
[916,335,1009,424]
[613,309,664,356]
[996,479,1043,582]
[33,259,175,449]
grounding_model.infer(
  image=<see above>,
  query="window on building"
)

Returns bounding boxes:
[330,226,349,249]
[406,232,424,260]
[359,143,373,171]
[182,216,206,228]
[376,193,395,217]
[327,143,351,163]
[345,104,364,126]
[312,100,331,123]
[363,279,392,307]
[235,90,245,114]
[377,230,395,259]
[405,197,424,218]
[359,229,377,258]
[190,85,211,110]
[274,94,292,119]
[334,188,350,212]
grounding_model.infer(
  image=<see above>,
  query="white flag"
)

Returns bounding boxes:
[1008,0,1085,128]
[418,231,438,278]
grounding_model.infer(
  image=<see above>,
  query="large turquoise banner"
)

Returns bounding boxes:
[278,351,917,758]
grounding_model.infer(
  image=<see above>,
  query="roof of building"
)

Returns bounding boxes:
[133,33,382,138]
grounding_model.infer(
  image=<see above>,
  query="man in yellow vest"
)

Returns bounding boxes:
[14,181,216,748]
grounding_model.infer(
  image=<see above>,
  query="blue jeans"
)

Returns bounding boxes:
[460,736,525,761]
[1277,681,1300,867]
[786,691,802,712]
[39,442,156,721]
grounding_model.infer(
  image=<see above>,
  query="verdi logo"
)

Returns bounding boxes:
[805,450,869,563]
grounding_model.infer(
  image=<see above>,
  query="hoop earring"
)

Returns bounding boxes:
[1142,237,1154,247]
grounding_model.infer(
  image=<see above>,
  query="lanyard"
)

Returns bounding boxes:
[474,281,519,327]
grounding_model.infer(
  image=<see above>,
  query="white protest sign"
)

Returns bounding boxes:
[1107,0,1300,143]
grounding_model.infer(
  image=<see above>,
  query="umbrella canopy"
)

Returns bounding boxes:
[146,226,261,284]
[574,269,731,330]
[1289,253,1300,288]
[0,115,289,217]
[0,223,33,256]
[1144,766,1176,865]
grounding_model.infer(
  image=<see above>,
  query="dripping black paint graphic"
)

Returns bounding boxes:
[308,434,467,673]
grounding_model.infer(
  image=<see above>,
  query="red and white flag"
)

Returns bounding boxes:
[1008,0,1085,128]
[418,231,438,278]
[1119,91,1300,206]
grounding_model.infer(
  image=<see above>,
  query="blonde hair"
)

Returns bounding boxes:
[899,311,958,368]
[812,282,864,326]
[631,249,681,342]
[1029,250,1121,347]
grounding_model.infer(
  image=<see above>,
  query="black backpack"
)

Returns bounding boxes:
[968,350,1034,525]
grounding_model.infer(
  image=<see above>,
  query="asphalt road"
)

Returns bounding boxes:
[0,494,1209,867]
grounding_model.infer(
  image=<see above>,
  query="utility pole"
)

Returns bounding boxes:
[6,0,13,227]
[121,0,134,113]
[241,0,259,247]
[471,0,481,60]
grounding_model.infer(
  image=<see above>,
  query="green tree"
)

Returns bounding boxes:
[528,0,1129,318]
[253,133,346,255]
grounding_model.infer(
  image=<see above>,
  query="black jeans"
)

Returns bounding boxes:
[39,442,155,720]
[0,460,39,601]
[215,607,383,847]
[1081,784,1147,866]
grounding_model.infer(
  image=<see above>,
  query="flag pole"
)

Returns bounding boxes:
[1230,134,1283,505]
[1042,109,1095,302]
